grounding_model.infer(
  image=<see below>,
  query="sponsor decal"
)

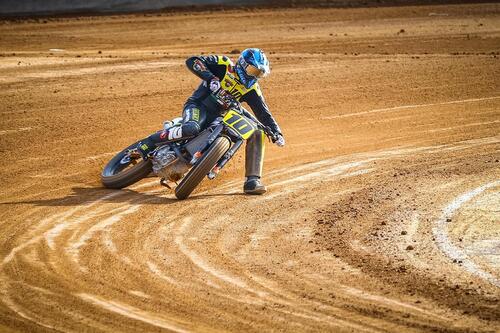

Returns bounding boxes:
[231,90,243,99]
[192,108,200,121]
[220,71,247,101]
[238,57,247,68]
[168,127,183,140]
[160,130,167,140]
[193,59,207,72]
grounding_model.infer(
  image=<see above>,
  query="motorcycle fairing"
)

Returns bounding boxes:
[223,110,256,140]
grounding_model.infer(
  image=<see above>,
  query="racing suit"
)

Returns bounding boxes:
[143,54,282,179]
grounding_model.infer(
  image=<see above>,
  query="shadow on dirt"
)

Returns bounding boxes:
[1,187,244,207]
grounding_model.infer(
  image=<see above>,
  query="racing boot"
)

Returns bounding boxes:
[244,176,267,195]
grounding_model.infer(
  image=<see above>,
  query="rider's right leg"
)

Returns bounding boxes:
[137,104,208,159]
[243,129,267,195]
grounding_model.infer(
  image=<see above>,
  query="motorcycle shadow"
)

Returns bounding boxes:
[4,187,244,207]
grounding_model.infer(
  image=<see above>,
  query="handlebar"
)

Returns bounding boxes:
[239,107,279,142]
[213,89,279,142]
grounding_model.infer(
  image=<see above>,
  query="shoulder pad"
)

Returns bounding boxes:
[205,55,218,63]
[217,55,234,67]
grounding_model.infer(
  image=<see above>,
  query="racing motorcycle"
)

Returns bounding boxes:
[101,91,278,200]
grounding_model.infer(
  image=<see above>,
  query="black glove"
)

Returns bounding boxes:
[213,88,238,110]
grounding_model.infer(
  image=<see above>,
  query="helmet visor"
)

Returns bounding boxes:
[245,64,265,78]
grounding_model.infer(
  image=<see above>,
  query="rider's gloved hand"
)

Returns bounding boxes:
[274,133,285,147]
[209,77,221,92]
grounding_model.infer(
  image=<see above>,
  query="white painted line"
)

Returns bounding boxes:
[321,96,500,120]
[433,181,500,287]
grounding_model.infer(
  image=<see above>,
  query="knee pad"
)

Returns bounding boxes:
[182,121,200,137]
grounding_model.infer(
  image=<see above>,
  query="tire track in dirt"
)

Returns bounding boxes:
[314,137,500,328]
[1,4,499,332]
[1,137,498,332]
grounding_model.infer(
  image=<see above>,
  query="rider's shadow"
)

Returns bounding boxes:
[3,186,243,207]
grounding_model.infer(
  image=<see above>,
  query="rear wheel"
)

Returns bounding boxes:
[175,137,230,200]
[101,140,152,189]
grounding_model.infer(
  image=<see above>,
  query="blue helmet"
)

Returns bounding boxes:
[234,48,270,89]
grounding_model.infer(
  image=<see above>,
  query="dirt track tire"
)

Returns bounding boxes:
[101,141,153,189]
[175,137,230,200]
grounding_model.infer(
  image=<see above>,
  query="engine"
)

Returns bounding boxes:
[152,146,190,182]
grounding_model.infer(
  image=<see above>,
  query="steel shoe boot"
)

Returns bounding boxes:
[243,176,267,195]
[137,138,155,160]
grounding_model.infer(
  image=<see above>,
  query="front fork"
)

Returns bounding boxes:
[207,138,243,179]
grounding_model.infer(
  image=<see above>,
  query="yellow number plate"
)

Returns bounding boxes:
[223,110,256,140]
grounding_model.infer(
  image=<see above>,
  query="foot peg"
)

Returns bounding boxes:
[190,151,203,165]
[207,166,220,180]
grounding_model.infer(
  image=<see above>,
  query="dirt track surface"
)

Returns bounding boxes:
[1,3,499,332]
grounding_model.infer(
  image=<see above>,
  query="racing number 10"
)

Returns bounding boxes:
[223,111,255,139]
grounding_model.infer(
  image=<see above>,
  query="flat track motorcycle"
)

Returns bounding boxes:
[101,92,277,200]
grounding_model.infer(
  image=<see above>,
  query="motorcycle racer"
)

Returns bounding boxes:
[137,48,285,195]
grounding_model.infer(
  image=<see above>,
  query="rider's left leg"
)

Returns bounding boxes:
[136,104,209,160]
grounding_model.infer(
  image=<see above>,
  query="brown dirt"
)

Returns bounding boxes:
[0,3,499,332]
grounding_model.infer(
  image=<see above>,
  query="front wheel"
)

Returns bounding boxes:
[175,137,230,200]
[101,140,152,189]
